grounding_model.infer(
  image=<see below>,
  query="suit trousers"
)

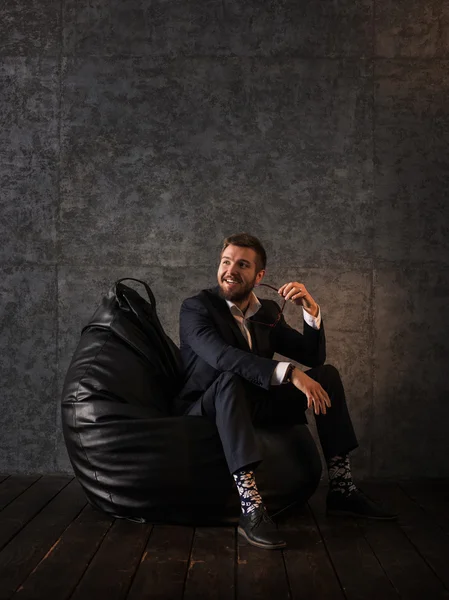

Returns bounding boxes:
[183,364,359,474]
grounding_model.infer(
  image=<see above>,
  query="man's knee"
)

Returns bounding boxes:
[308,363,342,386]
[322,364,341,381]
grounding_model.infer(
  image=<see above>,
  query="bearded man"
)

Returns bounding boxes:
[174,233,395,550]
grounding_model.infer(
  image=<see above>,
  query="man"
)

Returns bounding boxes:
[175,233,395,550]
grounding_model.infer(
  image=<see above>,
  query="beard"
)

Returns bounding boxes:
[218,276,257,304]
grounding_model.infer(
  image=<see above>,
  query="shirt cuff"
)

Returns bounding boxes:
[270,362,291,386]
[303,305,321,330]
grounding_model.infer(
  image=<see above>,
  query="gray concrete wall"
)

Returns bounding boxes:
[1,0,448,478]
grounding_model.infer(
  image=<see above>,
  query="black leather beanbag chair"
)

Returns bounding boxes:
[61,279,322,524]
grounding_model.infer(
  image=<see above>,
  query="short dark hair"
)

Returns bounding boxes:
[221,233,267,271]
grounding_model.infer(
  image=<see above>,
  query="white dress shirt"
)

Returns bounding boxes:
[225,292,321,385]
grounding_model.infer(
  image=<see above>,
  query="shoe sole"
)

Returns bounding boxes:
[237,526,287,550]
[326,509,398,520]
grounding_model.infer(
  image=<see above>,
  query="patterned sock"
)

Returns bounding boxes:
[232,468,264,515]
[327,454,357,496]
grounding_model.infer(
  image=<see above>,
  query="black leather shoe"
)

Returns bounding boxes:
[238,506,286,550]
[326,489,398,520]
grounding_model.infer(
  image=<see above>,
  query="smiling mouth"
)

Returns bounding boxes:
[223,278,241,285]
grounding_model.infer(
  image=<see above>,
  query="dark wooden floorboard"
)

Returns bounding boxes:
[355,483,449,599]
[127,525,194,600]
[11,505,114,600]
[279,504,346,600]
[400,482,449,537]
[362,482,449,595]
[0,478,87,600]
[0,476,41,513]
[0,479,449,599]
[0,476,71,551]
[0,476,11,484]
[237,527,290,600]
[308,487,399,600]
[68,518,152,600]
[184,527,235,600]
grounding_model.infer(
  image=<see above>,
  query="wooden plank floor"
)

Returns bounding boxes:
[0,476,448,599]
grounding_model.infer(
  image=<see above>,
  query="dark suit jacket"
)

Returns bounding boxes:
[175,286,326,412]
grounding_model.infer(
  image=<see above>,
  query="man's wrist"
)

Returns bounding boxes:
[303,304,321,330]
[303,304,319,318]
[271,362,290,386]
[283,363,295,384]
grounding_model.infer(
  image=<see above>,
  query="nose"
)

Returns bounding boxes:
[224,265,241,280]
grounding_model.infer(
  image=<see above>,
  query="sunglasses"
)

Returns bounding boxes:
[250,283,286,327]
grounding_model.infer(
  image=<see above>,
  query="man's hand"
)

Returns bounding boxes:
[278,282,319,317]
[291,368,331,415]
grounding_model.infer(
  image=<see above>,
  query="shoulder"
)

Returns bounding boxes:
[181,287,224,313]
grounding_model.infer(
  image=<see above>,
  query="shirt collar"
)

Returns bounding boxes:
[225,292,261,319]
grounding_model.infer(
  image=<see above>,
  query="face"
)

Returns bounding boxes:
[217,244,265,304]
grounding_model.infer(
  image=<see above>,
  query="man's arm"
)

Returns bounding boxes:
[271,315,326,368]
[271,280,326,367]
[180,296,279,390]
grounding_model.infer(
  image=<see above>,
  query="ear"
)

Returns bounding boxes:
[255,270,265,285]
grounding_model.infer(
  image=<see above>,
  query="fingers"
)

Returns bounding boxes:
[284,285,300,302]
[307,387,331,415]
[278,283,288,295]
[278,283,296,301]
[317,395,327,415]
[306,393,322,414]
[290,292,306,302]
[297,373,331,416]
[308,393,326,415]
[317,389,331,413]
[278,282,306,302]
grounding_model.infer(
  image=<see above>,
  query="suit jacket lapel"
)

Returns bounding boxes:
[204,288,276,357]
[248,303,274,358]
[205,287,252,351]
[246,319,259,354]
[229,317,252,351]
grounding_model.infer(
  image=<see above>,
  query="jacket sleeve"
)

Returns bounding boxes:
[180,296,278,390]
[271,312,326,368]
